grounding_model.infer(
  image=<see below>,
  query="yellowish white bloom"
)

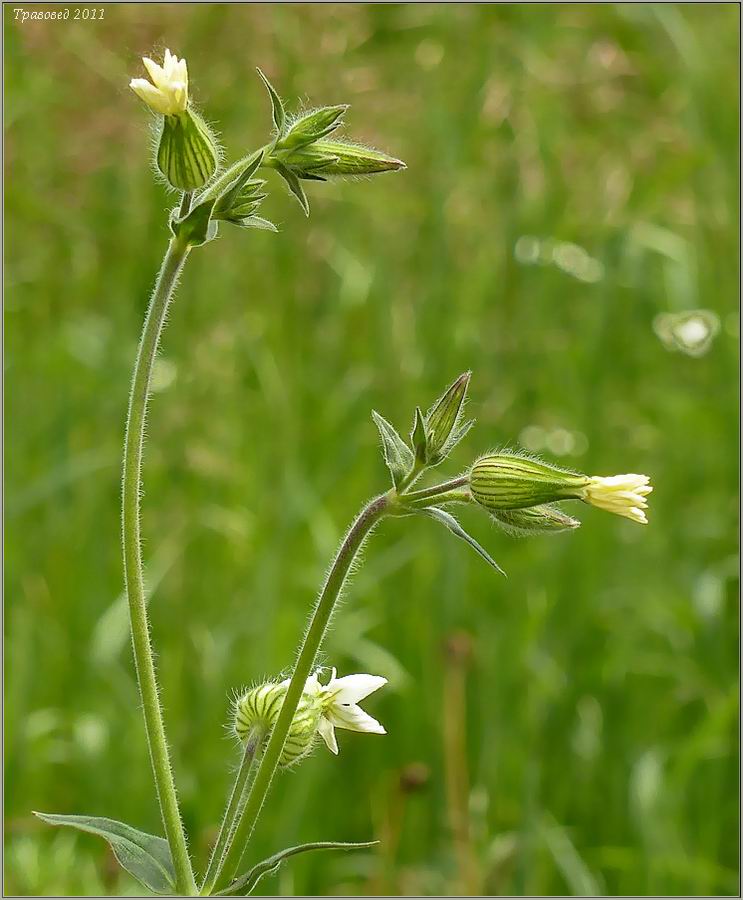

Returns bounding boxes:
[130,49,188,116]
[292,668,387,756]
[580,473,653,524]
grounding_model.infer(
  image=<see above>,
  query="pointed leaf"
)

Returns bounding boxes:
[33,812,176,895]
[372,411,414,488]
[213,149,264,219]
[217,840,378,896]
[275,162,310,216]
[256,68,286,136]
[424,507,506,576]
[411,406,428,465]
[169,197,218,247]
[233,216,278,232]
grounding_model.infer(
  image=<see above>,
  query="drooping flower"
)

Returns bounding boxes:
[130,49,189,116]
[233,668,387,766]
[578,474,653,524]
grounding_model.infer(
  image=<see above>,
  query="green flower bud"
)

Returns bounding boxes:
[279,105,349,149]
[491,504,581,535]
[233,681,321,768]
[424,371,473,464]
[157,108,219,192]
[271,139,405,180]
[469,453,588,511]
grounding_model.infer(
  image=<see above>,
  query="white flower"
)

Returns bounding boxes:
[298,668,387,755]
[581,473,653,524]
[130,49,188,116]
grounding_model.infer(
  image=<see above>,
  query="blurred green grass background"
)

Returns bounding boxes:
[5,3,740,896]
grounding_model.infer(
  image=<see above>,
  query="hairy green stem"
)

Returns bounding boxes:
[201,727,265,895]
[402,475,469,503]
[395,460,426,494]
[179,190,193,218]
[213,494,389,891]
[407,489,471,509]
[122,235,197,896]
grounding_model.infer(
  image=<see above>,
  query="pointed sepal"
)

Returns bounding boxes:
[411,406,428,466]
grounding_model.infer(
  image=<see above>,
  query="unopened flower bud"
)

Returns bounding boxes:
[271,139,405,180]
[279,106,349,149]
[424,371,472,464]
[470,453,586,511]
[130,50,218,191]
[492,504,581,535]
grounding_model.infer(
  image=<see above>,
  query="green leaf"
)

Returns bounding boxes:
[274,162,310,216]
[169,197,218,247]
[232,216,278,232]
[217,840,377,896]
[411,406,428,465]
[372,411,414,488]
[33,812,176,895]
[424,507,506,576]
[213,149,265,219]
[256,67,286,136]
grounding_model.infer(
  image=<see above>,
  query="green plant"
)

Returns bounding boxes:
[35,49,651,897]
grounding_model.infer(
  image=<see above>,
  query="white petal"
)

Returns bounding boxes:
[318,716,338,754]
[176,57,188,88]
[129,80,169,115]
[327,702,386,735]
[142,56,169,91]
[329,674,388,705]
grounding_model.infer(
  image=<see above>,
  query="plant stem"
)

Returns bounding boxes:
[402,475,469,503]
[122,235,198,896]
[201,727,265,895]
[213,494,390,892]
[407,489,471,510]
[179,190,193,218]
[396,459,425,494]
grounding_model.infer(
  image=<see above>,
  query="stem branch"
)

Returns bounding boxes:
[201,728,265,895]
[402,475,469,504]
[213,494,389,891]
[122,236,197,896]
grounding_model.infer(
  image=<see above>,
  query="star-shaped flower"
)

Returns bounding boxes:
[299,668,387,755]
